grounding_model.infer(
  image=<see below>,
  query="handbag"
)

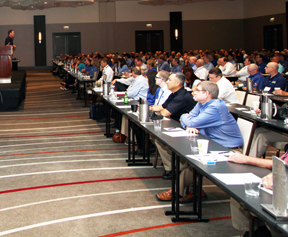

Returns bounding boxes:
[274,103,288,120]
[112,129,126,143]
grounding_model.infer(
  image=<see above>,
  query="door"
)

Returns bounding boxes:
[53,32,81,58]
[135,30,164,53]
[264,24,283,51]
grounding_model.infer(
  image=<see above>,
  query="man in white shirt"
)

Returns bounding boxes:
[194,59,208,80]
[154,70,172,105]
[218,57,236,77]
[98,57,113,83]
[208,68,239,104]
[235,57,253,82]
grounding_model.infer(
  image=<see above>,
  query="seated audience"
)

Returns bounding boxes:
[152,72,196,179]
[194,59,208,80]
[118,58,129,73]
[218,57,236,76]
[158,55,171,72]
[171,58,182,73]
[244,64,265,90]
[127,66,149,100]
[208,68,239,103]
[203,56,214,71]
[147,71,160,106]
[98,57,114,83]
[235,57,253,82]
[182,66,201,89]
[156,81,243,201]
[255,54,267,74]
[154,70,172,105]
[262,62,287,92]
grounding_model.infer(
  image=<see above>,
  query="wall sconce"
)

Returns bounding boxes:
[38,32,42,44]
[270,18,275,22]
[175,29,178,40]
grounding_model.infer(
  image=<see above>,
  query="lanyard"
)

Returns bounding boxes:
[157,90,165,105]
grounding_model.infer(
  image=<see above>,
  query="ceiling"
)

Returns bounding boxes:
[0,0,235,10]
[0,0,95,10]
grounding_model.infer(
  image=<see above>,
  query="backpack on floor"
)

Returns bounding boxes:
[89,104,104,120]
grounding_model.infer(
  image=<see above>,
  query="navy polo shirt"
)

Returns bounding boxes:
[257,62,266,74]
[262,73,287,92]
[162,87,196,121]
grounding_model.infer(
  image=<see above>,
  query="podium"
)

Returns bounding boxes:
[0,45,13,83]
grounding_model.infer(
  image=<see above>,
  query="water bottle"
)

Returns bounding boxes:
[124,92,129,104]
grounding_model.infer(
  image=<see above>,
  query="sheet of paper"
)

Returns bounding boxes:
[163,127,184,131]
[211,173,261,185]
[163,117,170,121]
[162,131,197,137]
[117,105,131,109]
[127,111,139,116]
[210,151,234,161]
[235,108,248,111]
[93,88,102,92]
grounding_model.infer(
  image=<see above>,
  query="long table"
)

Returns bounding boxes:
[93,89,288,236]
[0,70,26,111]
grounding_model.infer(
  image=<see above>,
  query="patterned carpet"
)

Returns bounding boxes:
[0,70,242,236]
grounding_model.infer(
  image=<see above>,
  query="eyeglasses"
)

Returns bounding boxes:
[194,89,206,92]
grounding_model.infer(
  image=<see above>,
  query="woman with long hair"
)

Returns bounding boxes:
[146,71,160,106]
[182,65,201,89]
[118,58,129,73]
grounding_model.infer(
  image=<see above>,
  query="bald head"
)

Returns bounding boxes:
[196,59,204,67]
[265,62,279,76]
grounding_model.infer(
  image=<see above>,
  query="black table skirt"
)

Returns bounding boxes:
[0,71,26,111]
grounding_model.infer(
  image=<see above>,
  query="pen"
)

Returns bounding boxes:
[218,151,230,154]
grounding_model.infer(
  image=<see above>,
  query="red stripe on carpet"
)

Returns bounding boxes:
[0,147,127,157]
[0,131,104,139]
[0,115,88,121]
[99,216,232,237]
[23,106,84,110]
[0,176,162,194]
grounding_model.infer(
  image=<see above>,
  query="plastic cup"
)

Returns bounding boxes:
[244,177,260,196]
[197,139,209,154]
[252,101,259,111]
[189,138,199,153]
[153,120,163,131]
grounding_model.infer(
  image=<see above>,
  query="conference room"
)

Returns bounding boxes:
[0,0,288,236]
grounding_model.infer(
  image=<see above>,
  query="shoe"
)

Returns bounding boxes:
[110,123,117,128]
[60,87,67,90]
[179,190,207,203]
[96,117,106,123]
[60,82,66,86]
[135,149,144,156]
[162,171,172,180]
[156,189,172,201]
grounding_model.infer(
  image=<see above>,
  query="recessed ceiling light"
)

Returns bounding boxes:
[44,2,47,4]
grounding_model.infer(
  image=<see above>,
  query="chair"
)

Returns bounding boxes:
[245,94,260,107]
[226,76,238,85]
[87,71,99,95]
[235,90,246,105]
[237,117,256,155]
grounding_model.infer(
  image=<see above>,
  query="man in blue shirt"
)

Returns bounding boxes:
[127,66,148,100]
[255,54,266,74]
[244,64,265,90]
[158,55,171,72]
[156,81,243,202]
[271,55,285,73]
[262,62,287,92]
[171,58,182,73]
[188,56,197,72]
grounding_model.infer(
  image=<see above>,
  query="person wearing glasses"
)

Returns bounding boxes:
[154,70,172,106]
[156,81,243,202]
[262,62,287,92]
[208,68,239,104]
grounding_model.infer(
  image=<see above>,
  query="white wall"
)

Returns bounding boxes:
[116,0,244,22]
[243,0,286,19]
